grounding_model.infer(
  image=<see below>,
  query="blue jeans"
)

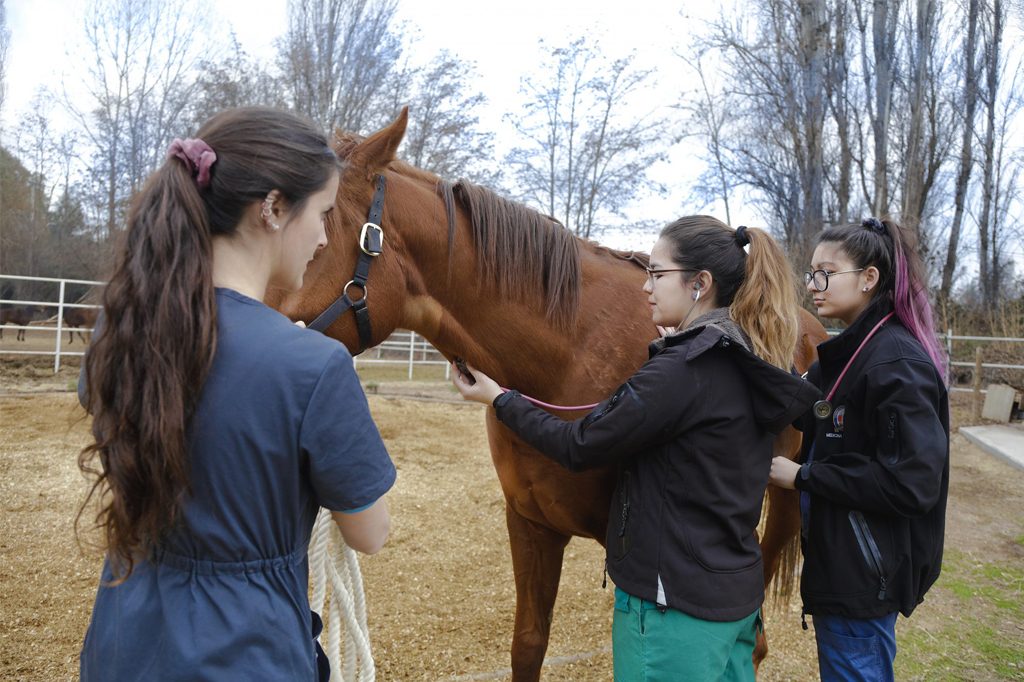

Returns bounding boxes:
[813,613,898,682]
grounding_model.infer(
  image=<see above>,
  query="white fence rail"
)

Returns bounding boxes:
[824,325,1024,395]
[1,274,104,372]
[1,273,450,378]
[3,274,1022,388]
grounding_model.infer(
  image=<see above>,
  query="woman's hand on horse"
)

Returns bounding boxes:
[768,456,799,490]
[451,361,503,405]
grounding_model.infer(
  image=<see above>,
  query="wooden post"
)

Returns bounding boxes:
[973,346,984,420]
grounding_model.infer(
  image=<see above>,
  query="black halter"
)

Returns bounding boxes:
[307,174,385,353]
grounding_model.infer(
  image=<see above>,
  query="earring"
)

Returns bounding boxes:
[261,196,280,231]
[862,286,869,292]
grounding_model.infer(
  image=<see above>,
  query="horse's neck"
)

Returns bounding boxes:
[393,205,652,402]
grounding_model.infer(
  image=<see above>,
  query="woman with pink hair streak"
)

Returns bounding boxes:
[769,217,949,682]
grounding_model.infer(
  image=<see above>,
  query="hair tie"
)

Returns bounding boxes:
[862,217,887,236]
[734,225,750,247]
[167,138,217,189]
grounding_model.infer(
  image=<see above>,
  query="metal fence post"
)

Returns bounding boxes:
[54,280,66,373]
[408,331,415,380]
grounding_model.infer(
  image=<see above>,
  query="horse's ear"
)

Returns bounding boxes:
[349,107,408,179]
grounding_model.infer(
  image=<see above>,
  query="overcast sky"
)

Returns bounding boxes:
[4,1,1023,268]
[3,0,727,250]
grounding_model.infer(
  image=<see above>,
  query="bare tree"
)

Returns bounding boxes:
[899,0,937,242]
[0,0,8,117]
[187,35,288,131]
[15,91,62,230]
[279,0,403,134]
[859,0,901,214]
[977,0,1006,308]
[505,39,671,239]
[824,0,856,224]
[976,0,1024,309]
[940,0,981,303]
[677,51,739,225]
[691,0,828,258]
[0,0,10,271]
[380,52,497,184]
[799,0,828,247]
[67,0,208,240]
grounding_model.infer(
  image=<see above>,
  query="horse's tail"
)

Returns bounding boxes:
[759,472,803,611]
[768,523,801,606]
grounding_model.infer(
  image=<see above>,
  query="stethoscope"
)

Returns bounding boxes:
[813,312,895,419]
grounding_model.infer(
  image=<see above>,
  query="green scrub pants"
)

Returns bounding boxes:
[611,587,760,682]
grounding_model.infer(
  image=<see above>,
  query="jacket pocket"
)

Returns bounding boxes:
[848,510,889,600]
[581,383,634,434]
[608,470,633,560]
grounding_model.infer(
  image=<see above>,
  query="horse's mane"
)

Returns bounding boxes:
[333,130,646,329]
[439,179,581,330]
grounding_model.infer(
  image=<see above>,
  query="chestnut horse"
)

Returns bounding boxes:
[272,109,828,680]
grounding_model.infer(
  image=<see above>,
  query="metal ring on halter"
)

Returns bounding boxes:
[343,279,367,303]
[359,223,384,257]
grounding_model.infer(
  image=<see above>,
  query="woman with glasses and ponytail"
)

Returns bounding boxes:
[77,108,396,681]
[452,216,820,681]
[769,218,950,682]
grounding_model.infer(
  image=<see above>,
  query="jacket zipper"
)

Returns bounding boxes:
[588,383,627,425]
[614,471,630,561]
[618,471,631,542]
[849,510,888,600]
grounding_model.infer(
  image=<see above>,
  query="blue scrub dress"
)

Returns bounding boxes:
[79,288,396,681]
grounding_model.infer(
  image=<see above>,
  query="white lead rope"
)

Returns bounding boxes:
[309,508,375,681]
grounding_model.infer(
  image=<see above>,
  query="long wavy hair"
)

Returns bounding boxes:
[79,107,339,581]
[660,216,800,369]
[818,218,947,380]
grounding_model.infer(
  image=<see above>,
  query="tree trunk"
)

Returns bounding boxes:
[871,0,896,215]
[799,0,827,251]
[977,0,1003,310]
[900,0,937,247]
[940,0,980,303]
[827,0,853,224]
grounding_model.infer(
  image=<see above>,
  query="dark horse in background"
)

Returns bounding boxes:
[270,109,828,680]
[0,305,42,341]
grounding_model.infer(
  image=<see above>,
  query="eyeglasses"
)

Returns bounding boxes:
[804,268,864,292]
[644,267,695,284]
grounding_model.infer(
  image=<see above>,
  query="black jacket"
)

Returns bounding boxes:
[795,299,949,619]
[494,317,820,621]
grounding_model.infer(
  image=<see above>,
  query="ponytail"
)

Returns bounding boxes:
[886,220,947,379]
[80,161,218,581]
[79,107,340,581]
[659,216,799,369]
[730,228,800,370]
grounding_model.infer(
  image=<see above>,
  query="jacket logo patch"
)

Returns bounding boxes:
[833,406,845,433]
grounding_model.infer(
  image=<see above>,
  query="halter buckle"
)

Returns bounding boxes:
[343,279,367,303]
[359,223,383,256]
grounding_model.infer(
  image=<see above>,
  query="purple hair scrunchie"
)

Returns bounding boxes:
[167,138,217,189]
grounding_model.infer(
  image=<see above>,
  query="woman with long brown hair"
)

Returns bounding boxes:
[452,216,820,681]
[78,107,396,681]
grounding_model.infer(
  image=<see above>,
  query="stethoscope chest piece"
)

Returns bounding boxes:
[813,399,833,420]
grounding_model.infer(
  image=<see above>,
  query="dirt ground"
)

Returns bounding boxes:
[2,360,1023,681]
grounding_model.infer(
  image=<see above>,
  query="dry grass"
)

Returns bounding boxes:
[2,376,1023,680]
